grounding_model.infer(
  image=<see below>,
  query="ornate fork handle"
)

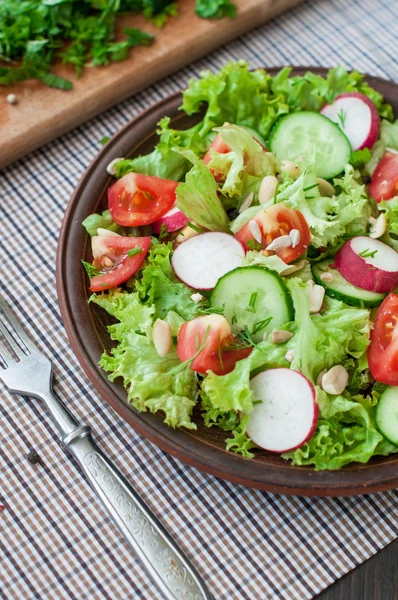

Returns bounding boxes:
[65,428,211,600]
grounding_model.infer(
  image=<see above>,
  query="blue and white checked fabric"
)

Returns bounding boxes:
[1,1,398,598]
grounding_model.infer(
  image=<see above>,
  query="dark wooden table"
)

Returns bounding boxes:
[317,538,397,600]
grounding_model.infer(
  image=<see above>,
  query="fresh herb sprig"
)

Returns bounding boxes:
[0,0,236,90]
[358,248,378,258]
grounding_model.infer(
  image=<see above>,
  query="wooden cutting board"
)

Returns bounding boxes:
[0,0,304,169]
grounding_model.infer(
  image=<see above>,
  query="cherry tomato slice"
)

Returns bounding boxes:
[368,292,398,385]
[108,173,178,227]
[369,152,398,202]
[177,314,252,375]
[89,235,150,292]
[234,203,311,263]
[203,134,232,181]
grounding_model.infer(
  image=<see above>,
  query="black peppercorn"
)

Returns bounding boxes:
[27,450,41,465]
[362,175,371,185]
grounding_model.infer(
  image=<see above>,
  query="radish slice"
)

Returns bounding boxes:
[152,206,188,234]
[335,236,398,293]
[172,232,245,290]
[246,368,318,453]
[321,92,380,150]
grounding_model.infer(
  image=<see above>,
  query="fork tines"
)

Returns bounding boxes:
[0,296,34,367]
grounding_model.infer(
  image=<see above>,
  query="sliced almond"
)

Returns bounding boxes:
[258,175,278,205]
[176,224,200,244]
[249,220,262,243]
[271,330,294,343]
[369,213,387,239]
[152,319,172,358]
[320,272,333,283]
[289,229,301,249]
[317,178,335,197]
[284,349,295,363]
[191,293,204,303]
[239,192,254,213]
[106,157,124,176]
[280,160,300,179]
[307,283,325,313]
[321,365,349,395]
[266,235,292,252]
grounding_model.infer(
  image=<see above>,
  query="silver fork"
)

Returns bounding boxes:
[0,296,211,600]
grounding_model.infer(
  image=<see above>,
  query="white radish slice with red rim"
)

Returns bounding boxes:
[246,368,318,453]
[335,236,398,293]
[321,92,380,150]
[172,232,245,290]
[152,206,188,234]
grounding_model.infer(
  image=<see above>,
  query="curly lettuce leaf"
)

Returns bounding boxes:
[206,123,276,199]
[276,164,369,247]
[136,241,201,320]
[181,60,289,139]
[115,117,207,181]
[283,389,397,470]
[90,289,198,429]
[82,209,124,236]
[175,150,229,231]
[380,119,398,150]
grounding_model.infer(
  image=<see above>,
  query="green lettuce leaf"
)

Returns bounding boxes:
[181,60,289,139]
[276,164,369,247]
[283,389,397,470]
[136,241,201,320]
[206,123,276,199]
[82,209,124,236]
[90,289,198,429]
[115,117,207,181]
[175,150,229,231]
[380,119,398,150]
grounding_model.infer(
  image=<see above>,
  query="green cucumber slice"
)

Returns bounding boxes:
[209,266,294,342]
[269,112,352,179]
[312,260,386,308]
[376,387,398,446]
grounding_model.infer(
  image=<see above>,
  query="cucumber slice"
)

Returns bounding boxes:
[209,266,294,342]
[269,112,352,179]
[312,260,386,308]
[376,387,398,446]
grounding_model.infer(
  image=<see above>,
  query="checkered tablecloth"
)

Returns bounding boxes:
[1,0,398,598]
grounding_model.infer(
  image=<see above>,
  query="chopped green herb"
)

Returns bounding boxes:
[247,292,258,312]
[158,223,169,240]
[127,247,144,257]
[358,248,378,258]
[199,306,225,316]
[303,183,319,192]
[81,260,100,278]
[195,0,237,19]
[337,108,347,129]
[100,137,110,146]
[251,317,273,336]
[252,400,263,406]
[231,315,237,325]
[187,222,205,233]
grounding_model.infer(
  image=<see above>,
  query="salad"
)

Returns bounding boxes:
[81,61,398,470]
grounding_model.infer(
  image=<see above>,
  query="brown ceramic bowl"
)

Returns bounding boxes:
[57,67,398,496]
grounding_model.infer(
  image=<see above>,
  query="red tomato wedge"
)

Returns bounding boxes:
[368,293,398,385]
[234,203,311,263]
[203,134,232,181]
[89,235,150,292]
[177,314,252,375]
[108,173,178,226]
[369,152,398,202]
[203,134,231,165]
